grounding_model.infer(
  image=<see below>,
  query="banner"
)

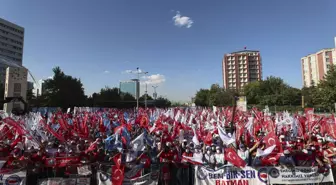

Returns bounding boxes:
[194,166,265,185]
[97,170,159,185]
[37,177,90,185]
[265,166,334,184]
[0,170,26,185]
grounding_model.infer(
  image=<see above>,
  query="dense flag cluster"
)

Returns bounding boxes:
[0,106,336,184]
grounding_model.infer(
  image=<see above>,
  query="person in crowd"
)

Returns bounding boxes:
[1,107,336,184]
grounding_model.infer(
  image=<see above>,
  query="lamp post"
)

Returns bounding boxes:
[152,85,158,100]
[131,68,148,111]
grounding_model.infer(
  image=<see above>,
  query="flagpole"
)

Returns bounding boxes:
[230,95,239,134]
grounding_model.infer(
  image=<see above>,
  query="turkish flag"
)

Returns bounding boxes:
[111,165,124,185]
[204,132,213,146]
[261,153,281,166]
[113,153,122,168]
[263,131,282,153]
[224,148,246,168]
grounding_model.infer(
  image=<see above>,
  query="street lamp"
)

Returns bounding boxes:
[130,68,148,111]
[152,85,158,100]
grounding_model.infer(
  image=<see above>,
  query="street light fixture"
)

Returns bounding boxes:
[130,68,148,111]
[152,85,158,100]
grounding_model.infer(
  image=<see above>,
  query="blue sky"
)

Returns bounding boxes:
[1,0,335,102]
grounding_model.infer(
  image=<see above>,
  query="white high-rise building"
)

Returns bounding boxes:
[0,18,25,84]
[301,48,336,87]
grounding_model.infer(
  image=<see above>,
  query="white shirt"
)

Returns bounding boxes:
[214,153,224,165]
[204,153,216,164]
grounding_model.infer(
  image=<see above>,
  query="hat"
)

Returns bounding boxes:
[302,149,308,154]
[284,150,290,154]
[280,135,285,139]
[216,146,220,150]
[183,139,187,142]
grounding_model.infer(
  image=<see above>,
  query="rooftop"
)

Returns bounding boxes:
[226,49,260,55]
[0,17,24,31]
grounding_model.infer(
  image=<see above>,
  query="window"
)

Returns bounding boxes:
[14,83,21,93]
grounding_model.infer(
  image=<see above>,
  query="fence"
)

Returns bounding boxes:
[1,163,336,185]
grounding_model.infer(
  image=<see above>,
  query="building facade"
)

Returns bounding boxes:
[119,79,140,99]
[0,18,25,84]
[4,66,28,113]
[301,48,336,87]
[222,50,262,90]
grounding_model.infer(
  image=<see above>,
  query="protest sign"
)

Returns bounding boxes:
[0,170,26,185]
[266,166,334,184]
[37,177,90,185]
[194,166,265,185]
[97,169,159,185]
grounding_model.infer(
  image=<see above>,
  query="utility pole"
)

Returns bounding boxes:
[152,85,158,100]
[145,83,148,109]
[131,68,148,111]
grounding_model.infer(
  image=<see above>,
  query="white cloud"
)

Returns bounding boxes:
[172,11,193,28]
[104,70,110,74]
[47,76,53,79]
[123,68,144,74]
[141,74,166,85]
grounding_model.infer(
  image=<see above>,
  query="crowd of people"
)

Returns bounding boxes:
[0,107,336,184]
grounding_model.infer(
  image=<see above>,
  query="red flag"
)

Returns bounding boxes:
[224,148,246,168]
[113,153,122,168]
[263,131,282,153]
[45,157,79,167]
[261,153,281,166]
[111,165,124,185]
[204,132,213,146]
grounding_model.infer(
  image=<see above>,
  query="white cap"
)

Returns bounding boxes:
[284,150,290,154]
[333,148,336,152]
[302,149,308,154]
[311,146,316,150]
[280,135,285,139]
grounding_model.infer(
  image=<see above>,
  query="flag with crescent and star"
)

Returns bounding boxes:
[224,147,246,168]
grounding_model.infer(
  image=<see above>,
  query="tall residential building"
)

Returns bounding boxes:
[301,48,336,87]
[222,50,262,90]
[0,18,25,84]
[119,79,140,99]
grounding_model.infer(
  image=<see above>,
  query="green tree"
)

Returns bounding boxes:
[314,69,336,111]
[301,86,317,107]
[43,67,87,109]
[244,76,301,106]
[244,81,262,104]
[139,94,153,101]
[155,96,171,107]
[195,89,210,107]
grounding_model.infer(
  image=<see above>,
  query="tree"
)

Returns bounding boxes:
[243,76,301,106]
[244,81,262,105]
[43,67,87,109]
[155,96,171,107]
[194,89,210,107]
[314,69,336,111]
[139,94,153,101]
